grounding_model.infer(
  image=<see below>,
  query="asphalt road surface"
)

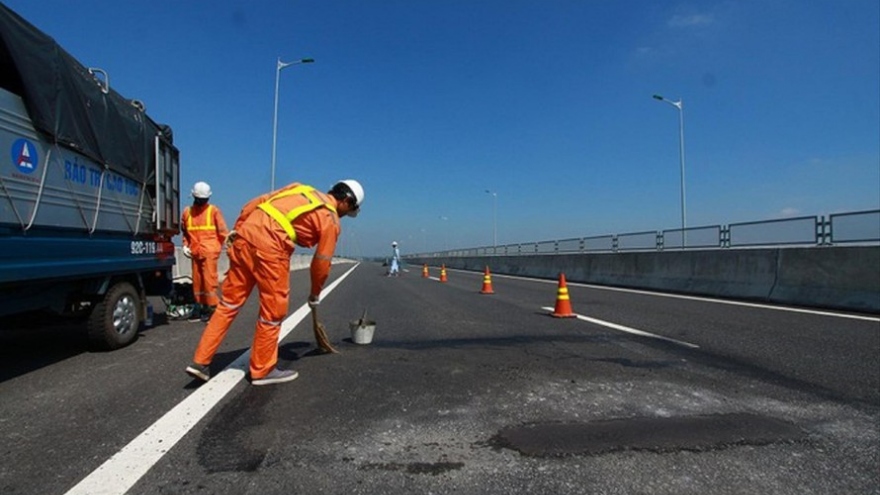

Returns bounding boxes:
[1,262,878,495]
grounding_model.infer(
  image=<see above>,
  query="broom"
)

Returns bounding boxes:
[310,305,339,354]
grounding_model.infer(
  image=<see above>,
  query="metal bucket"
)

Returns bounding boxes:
[349,320,376,345]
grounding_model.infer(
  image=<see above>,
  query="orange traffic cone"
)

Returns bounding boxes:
[422,264,429,278]
[550,272,576,318]
[440,264,448,283]
[480,266,495,294]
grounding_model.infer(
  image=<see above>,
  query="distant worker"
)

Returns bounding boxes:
[181,181,229,323]
[186,179,364,385]
[388,241,401,276]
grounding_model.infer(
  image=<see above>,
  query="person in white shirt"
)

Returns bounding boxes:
[388,241,401,276]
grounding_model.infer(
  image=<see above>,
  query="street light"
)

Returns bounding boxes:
[271,56,314,191]
[439,216,449,251]
[652,94,687,247]
[485,190,497,248]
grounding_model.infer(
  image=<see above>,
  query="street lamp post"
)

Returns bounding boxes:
[271,57,314,191]
[652,94,687,247]
[439,216,449,251]
[485,190,497,249]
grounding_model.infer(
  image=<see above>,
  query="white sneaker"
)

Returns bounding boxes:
[251,368,299,386]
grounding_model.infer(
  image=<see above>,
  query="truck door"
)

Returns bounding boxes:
[155,135,180,235]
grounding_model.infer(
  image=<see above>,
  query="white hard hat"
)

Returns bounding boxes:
[337,179,364,207]
[392,241,398,247]
[192,181,212,199]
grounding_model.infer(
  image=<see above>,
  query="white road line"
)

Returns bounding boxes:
[444,268,880,323]
[540,306,700,349]
[64,263,361,495]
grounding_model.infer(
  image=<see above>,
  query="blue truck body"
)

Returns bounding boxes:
[0,3,181,349]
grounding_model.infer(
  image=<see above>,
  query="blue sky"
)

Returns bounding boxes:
[5,0,879,257]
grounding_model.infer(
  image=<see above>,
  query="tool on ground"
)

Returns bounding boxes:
[310,305,339,353]
[349,308,376,345]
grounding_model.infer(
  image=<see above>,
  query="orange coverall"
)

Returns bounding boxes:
[181,204,229,307]
[192,183,341,380]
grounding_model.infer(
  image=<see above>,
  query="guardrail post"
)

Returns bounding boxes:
[818,215,831,246]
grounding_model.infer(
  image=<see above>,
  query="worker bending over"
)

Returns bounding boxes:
[186,179,364,385]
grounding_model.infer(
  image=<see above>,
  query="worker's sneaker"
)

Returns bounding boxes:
[200,306,215,323]
[187,305,202,323]
[185,363,210,381]
[251,368,299,386]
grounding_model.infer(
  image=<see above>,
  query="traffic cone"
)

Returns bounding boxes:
[422,264,429,278]
[480,266,495,294]
[440,264,448,283]
[550,272,576,318]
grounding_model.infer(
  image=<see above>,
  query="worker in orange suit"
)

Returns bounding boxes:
[181,181,229,323]
[185,179,364,386]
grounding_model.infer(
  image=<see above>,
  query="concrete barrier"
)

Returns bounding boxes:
[172,248,351,283]
[408,246,880,313]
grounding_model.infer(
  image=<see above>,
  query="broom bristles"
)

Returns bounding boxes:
[310,307,339,353]
[313,321,339,353]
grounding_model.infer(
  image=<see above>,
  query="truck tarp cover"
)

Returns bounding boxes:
[0,2,170,181]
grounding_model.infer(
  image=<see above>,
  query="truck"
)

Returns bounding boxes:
[0,3,180,350]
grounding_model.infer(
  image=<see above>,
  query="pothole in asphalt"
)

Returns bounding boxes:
[359,461,465,475]
[489,413,805,457]
[593,357,684,369]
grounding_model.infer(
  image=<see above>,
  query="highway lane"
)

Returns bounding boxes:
[446,267,880,406]
[1,262,877,495]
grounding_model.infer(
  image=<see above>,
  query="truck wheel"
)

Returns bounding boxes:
[87,282,141,350]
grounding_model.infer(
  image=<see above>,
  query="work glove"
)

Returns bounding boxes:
[183,246,192,259]
[307,295,320,308]
[224,230,238,249]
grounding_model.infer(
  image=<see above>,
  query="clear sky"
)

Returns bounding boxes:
[4,0,879,258]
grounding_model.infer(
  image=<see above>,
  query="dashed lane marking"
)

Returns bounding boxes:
[540,306,700,349]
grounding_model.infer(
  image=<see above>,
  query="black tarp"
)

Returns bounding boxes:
[0,2,172,182]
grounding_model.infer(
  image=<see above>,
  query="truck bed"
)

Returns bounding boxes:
[1,87,159,236]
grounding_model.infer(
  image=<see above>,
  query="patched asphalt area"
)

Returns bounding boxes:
[490,412,806,457]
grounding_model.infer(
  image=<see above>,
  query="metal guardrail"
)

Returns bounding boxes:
[407,209,880,258]
[830,209,880,243]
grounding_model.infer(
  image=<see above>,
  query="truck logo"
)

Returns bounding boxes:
[11,139,38,175]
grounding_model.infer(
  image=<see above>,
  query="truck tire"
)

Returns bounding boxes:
[87,281,141,350]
